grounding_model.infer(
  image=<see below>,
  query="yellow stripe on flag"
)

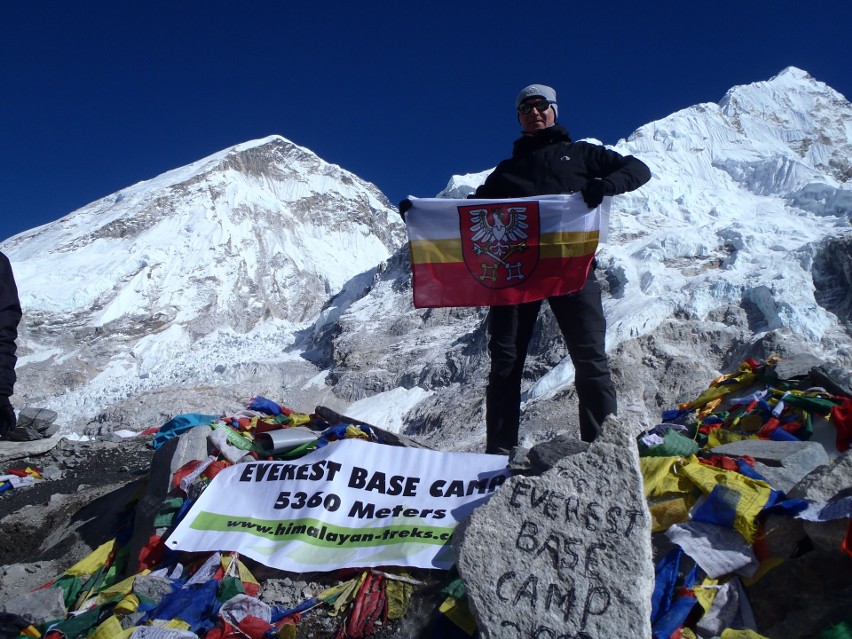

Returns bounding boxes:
[410,238,462,264]
[539,231,599,259]
[409,231,599,265]
[406,195,602,308]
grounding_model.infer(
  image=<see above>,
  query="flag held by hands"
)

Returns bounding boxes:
[404,194,606,308]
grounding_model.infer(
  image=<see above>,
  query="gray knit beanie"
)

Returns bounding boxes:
[516,84,558,119]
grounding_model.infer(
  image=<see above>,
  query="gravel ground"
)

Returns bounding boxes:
[0,435,155,566]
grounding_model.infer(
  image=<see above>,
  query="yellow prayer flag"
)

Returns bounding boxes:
[649,495,693,532]
[439,596,478,636]
[221,555,260,589]
[90,616,134,639]
[681,457,773,542]
[693,577,720,613]
[720,630,772,639]
[65,539,117,577]
[742,557,786,586]
[323,572,367,616]
[114,593,140,615]
[163,619,191,631]
[386,576,414,620]
[97,569,151,604]
[640,457,694,497]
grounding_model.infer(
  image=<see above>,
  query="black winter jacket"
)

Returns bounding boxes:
[474,124,651,199]
[0,252,21,401]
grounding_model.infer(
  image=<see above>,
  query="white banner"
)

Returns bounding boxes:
[167,439,511,572]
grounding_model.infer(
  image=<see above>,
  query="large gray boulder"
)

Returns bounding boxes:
[0,582,66,625]
[710,439,830,493]
[787,449,852,503]
[788,450,852,553]
[454,415,653,638]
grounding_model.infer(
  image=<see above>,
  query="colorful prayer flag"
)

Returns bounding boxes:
[405,195,606,308]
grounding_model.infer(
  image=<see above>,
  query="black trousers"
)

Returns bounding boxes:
[485,273,616,452]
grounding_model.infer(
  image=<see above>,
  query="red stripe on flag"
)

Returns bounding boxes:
[412,255,595,308]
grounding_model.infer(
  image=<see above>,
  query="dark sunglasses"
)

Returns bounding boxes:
[517,99,552,114]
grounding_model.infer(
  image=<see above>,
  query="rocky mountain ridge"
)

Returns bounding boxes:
[1,67,850,455]
[6,136,405,432]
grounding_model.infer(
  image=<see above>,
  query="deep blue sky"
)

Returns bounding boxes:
[2,1,850,243]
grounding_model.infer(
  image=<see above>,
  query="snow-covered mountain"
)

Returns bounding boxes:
[4,137,406,430]
[3,67,850,449]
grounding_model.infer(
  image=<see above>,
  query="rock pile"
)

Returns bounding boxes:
[0,358,850,639]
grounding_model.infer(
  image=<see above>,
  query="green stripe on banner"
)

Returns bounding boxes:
[190,511,455,548]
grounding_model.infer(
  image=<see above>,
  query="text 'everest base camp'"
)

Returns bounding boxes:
[0,66,850,639]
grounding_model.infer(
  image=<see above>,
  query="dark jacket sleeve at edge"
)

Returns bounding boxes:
[582,142,651,195]
[0,252,22,399]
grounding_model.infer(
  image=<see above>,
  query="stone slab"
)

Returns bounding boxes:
[454,416,653,638]
[528,434,590,474]
[787,450,851,502]
[0,583,66,625]
[711,440,829,492]
[0,433,62,465]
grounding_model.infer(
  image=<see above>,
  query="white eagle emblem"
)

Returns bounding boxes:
[461,205,536,284]
[469,206,529,253]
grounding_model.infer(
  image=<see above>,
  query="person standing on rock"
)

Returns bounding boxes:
[0,251,22,439]
[472,84,651,453]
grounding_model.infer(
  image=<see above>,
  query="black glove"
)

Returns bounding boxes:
[581,180,607,209]
[0,398,15,438]
[398,199,413,220]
